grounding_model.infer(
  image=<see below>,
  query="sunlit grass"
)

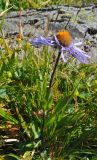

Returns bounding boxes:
[0,31,97,159]
[0,0,97,159]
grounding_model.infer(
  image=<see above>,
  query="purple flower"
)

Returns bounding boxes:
[31,31,90,64]
[31,36,54,47]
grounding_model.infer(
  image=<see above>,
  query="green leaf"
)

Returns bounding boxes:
[5,153,20,160]
[0,88,7,98]
[0,108,18,124]
[16,107,31,138]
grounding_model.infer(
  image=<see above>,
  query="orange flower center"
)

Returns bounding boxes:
[56,30,72,47]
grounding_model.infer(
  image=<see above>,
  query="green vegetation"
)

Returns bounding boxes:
[0,0,97,10]
[0,34,97,159]
[0,0,97,159]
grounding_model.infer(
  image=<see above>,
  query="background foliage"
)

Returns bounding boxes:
[0,0,97,10]
[0,0,97,159]
[0,36,97,159]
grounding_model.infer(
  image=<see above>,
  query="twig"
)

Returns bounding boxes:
[65,4,82,29]
[65,17,71,29]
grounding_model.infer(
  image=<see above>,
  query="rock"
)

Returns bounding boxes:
[0,5,97,61]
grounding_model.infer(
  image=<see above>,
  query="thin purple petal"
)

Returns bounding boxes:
[61,48,67,62]
[62,44,90,64]
[70,45,90,64]
[54,35,60,46]
[31,36,54,47]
